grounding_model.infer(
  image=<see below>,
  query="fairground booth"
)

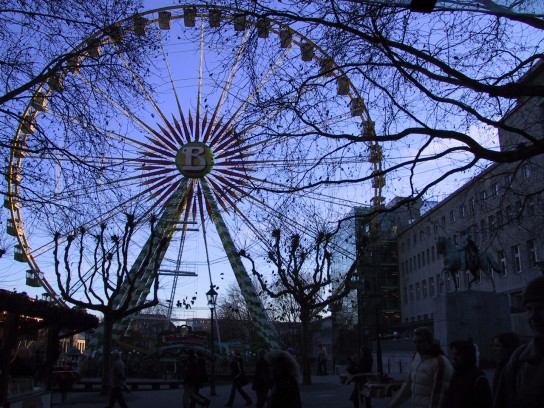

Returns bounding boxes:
[0,289,98,407]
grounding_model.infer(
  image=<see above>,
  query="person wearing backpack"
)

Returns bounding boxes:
[446,339,492,408]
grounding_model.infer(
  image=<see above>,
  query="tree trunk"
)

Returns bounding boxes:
[100,316,114,395]
[300,311,312,385]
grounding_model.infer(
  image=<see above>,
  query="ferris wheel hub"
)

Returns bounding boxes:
[175,141,215,178]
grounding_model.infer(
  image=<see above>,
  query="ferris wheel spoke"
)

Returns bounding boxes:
[158,28,190,147]
[115,55,184,148]
[206,177,244,213]
[202,28,250,143]
[78,68,181,153]
[28,187,159,260]
[10,6,380,334]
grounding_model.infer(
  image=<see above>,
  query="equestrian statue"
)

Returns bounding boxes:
[436,235,500,291]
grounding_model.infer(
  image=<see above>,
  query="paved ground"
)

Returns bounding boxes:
[52,374,409,408]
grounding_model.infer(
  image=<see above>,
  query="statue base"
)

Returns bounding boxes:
[433,290,510,366]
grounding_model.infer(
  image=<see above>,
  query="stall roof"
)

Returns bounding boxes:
[0,289,98,334]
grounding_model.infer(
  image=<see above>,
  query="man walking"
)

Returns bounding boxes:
[107,352,128,408]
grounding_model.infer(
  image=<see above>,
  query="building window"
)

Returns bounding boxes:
[505,174,514,188]
[528,240,537,267]
[505,206,512,224]
[489,215,495,234]
[422,251,426,267]
[481,190,488,201]
[417,253,421,269]
[414,233,417,244]
[450,210,456,223]
[528,197,535,216]
[441,216,446,227]
[437,274,443,294]
[470,197,476,214]
[422,280,428,298]
[498,250,507,277]
[431,246,436,261]
[512,245,522,273]
[426,248,430,265]
[459,204,466,218]
[496,211,503,228]
[409,285,414,302]
[481,219,487,241]
[522,164,531,179]
[433,221,438,234]
[515,200,523,224]
[416,282,421,300]
[429,277,435,297]
[472,223,479,243]
[403,286,408,305]
[492,182,501,196]
[510,291,524,311]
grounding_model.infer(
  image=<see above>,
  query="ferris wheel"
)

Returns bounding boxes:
[5,5,384,348]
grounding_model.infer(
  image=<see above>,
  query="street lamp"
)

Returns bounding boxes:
[206,286,218,396]
[375,305,383,375]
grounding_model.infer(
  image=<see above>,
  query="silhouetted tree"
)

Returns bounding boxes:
[240,228,361,385]
[54,213,166,392]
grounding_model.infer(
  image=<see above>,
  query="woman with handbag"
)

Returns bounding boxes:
[225,351,253,407]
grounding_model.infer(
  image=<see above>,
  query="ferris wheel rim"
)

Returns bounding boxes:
[6,4,383,307]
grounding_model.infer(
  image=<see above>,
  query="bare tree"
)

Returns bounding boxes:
[53,213,166,392]
[216,282,258,343]
[1,1,165,269]
[240,228,360,385]
[202,0,544,207]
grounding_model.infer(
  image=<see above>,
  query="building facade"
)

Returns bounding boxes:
[330,200,420,359]
[397,65,544,341]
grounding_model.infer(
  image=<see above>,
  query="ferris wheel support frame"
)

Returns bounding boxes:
[201,180,281,349]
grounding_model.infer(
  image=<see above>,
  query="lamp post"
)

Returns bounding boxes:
[375,304,383,375]
[206,286,218,396]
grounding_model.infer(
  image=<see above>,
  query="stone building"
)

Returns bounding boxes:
[396,64,544,365]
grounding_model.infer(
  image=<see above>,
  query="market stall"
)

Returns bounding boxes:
[0,290,98,407]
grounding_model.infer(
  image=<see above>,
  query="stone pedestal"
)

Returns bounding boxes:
[433,291,511,366]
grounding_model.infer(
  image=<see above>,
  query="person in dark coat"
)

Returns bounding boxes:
[196,352,209,399]
[268,349,301,408]
[493,276,544,408]
[446,339,492,408]
[225,351,252,407]
[184,350,210,408]
[107,352,128,408]
[348,346,373,408]
[491,331,521,397]
[252,348,272,408]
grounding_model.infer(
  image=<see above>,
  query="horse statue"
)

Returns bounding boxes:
[436,236,499,291]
